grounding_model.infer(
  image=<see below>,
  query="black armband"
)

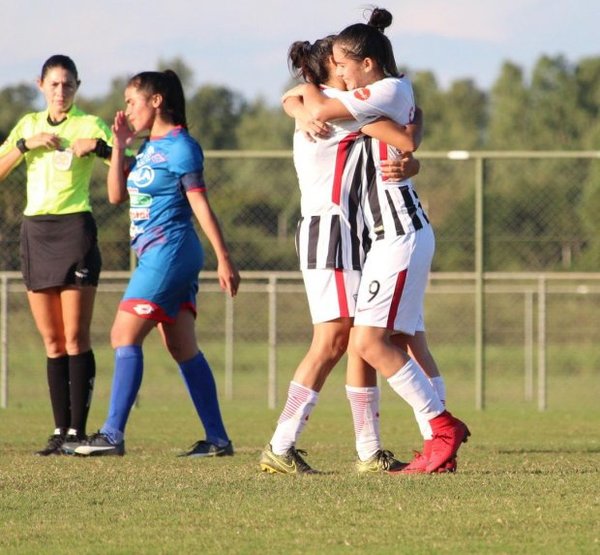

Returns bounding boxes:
[16,138,29,154]
[94,139,113,159]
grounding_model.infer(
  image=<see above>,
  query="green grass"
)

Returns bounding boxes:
[1,346,599,554]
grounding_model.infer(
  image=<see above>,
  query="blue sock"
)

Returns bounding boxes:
[179,352,229,445]
[101,345,143,444]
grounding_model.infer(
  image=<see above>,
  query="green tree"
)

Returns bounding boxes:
[187,85,246,149]
[487,62,529,149]
[0,84,38,140]
[438,79,487,149]
[527,55,582,148]
[411,71,445,149]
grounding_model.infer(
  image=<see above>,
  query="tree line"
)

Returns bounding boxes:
[0,55,598,272]
[2,55,599,151]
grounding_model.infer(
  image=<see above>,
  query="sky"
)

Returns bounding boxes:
[1,1,598,106]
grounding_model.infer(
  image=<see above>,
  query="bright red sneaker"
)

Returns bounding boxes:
[424,439,458,473]
[436,457,457,473]
[425,411,470,473]
[388,450,428,474]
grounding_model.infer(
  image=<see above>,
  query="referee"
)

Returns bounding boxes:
[0,55,113,455]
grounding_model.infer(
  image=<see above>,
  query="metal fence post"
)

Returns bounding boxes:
[474,155,485,410]
[267,275,277,409]
[224,293,234,400]
[537,275,547,411]
[1,274,8,408]
[524,290,534,401]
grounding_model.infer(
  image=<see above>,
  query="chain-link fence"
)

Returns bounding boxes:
[1,151,599,410]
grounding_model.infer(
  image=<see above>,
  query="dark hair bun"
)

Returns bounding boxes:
[288,41,311,71]
[368,7,393,32]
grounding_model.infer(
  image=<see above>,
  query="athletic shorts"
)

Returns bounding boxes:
[302,268,361,324]
[354,225,434,333]
[120,231,203,324]
[20,212,101,291]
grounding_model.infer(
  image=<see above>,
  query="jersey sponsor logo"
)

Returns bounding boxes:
[133,303,155,316]
[130,165,154,188]
[129,192,153,208]
[354,87,371,101]
[150,152,167,164]
[129,208,150,221]
[130,223,143,238]
[136,145,163,166]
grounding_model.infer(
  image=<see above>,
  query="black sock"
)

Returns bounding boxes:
[47,355,70,433]
[68,350,96,437]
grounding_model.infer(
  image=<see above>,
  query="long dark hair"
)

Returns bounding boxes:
[334,7,399,77]
[40,54,80,83]
[128,70,187,127]
[288,35,336,85]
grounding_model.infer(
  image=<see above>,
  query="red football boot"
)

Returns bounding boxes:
[388,450,427,474]
[426,411,470,473]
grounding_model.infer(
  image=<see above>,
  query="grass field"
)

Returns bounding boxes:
[1,343,599,554]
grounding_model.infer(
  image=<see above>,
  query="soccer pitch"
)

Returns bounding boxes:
[0,346,598,554]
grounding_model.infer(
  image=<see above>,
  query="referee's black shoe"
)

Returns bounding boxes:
[35,432,66,456]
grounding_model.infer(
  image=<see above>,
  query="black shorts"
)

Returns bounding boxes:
[20,212,102,291]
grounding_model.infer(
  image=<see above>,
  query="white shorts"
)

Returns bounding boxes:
[302,268,361,324]
[354,225,434,333]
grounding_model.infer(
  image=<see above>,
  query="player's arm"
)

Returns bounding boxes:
[283,84,423,150]
[361,119,417,153]
[282,95,330,140]
[282,83,351,122]
[0,146,24,181]
[360,106,423,153]
[107,111,132,204]
[0,132,62,180]
[187,189,240,297]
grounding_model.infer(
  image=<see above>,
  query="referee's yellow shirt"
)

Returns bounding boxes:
[0,105,111,216]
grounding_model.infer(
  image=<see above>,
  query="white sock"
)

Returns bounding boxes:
[346,385,381,461]
[413,410,432,440]
[270,381,318,455]
[430,376,447,406]
[413,377,446,440]
[387,359,444,420]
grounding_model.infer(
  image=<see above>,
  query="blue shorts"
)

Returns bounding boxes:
[120,231,203,323]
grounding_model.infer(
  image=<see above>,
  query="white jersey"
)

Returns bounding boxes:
[294,87,379,270]
[336,77,430,243]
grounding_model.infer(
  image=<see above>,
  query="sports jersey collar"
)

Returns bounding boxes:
[43,104,83,126]
[149,125,185,141]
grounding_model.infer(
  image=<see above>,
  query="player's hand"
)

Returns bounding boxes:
[26,132,62,151]
[380,154,421,181]
[71,138,97,157]
[296,117,331,142]
[217,258,241,297]
[112,111,135,150]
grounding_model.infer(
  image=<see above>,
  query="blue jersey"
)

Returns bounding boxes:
[127,127,206,254]
[121,127,207,322]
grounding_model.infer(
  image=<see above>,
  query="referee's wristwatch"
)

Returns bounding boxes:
[16,138,29,154]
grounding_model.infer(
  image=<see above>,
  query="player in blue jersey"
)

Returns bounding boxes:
[75,70,240,457]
